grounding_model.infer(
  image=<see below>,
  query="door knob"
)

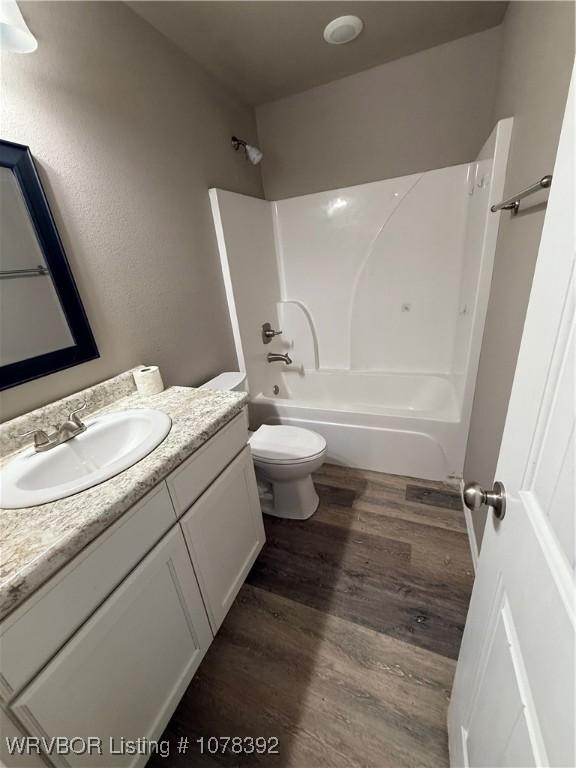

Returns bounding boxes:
[463,481,506,520]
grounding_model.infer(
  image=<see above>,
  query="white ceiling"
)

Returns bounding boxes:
[128,1,508,106]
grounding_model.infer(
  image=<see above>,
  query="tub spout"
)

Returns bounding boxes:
[267,352,292,365]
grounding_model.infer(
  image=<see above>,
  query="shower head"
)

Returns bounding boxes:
[246,144,263,166]
[231,135,263,166]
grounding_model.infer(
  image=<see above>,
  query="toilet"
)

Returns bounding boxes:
[200,372,326,519]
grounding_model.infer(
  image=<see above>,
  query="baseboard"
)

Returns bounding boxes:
[459,479,479,573]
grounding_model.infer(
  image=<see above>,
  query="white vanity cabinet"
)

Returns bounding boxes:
[10,527,211,768]
[0,409,264,768]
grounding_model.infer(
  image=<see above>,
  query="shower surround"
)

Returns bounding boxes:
[210,119,512,480]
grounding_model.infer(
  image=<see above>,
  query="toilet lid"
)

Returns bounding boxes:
[249,425,326,464]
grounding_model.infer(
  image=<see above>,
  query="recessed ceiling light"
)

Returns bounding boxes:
[323,15,364,45]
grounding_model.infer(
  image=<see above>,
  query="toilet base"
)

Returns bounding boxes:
[256,472,320,520]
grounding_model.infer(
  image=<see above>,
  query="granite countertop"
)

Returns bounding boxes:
[0,384,248,621]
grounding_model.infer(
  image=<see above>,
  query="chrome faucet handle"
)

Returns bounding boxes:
[68,400,87,427]
[16,429,51,449]
[262,322,283,344]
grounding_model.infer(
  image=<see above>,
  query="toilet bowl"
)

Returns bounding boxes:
[249,424,326,519]
[200,372,326,519]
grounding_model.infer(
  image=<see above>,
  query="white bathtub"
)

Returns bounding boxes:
[249,371,465,481]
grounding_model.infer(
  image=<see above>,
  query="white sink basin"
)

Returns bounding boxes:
[0,409,172,509]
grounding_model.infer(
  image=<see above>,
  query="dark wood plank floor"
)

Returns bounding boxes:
[151,464,474,768]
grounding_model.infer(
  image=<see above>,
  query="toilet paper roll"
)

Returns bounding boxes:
[133,366,164,396]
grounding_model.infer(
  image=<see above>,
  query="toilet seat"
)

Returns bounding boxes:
[249,425,326,465]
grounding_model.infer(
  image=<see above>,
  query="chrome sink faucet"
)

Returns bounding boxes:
[18,402,88,453]
[267,352,292,365]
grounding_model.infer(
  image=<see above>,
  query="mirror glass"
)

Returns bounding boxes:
[0,167,74,366]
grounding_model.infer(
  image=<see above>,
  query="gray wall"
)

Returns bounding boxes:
[0,1,263,421]
[465,1,574,547]
[256,27,502,200]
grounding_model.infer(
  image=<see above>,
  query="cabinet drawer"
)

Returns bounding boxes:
[0,484,176,698]
[167,410,248,517]
[179,446,265,632]
[10,526,212,768]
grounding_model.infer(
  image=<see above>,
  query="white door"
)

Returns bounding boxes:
[180,446,265,633]
[448,65,575,768]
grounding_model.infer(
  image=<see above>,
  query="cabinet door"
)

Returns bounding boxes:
[1,708,45,768]
[1,484,177,698]
[10,527,212,768]
[180,446,265,632]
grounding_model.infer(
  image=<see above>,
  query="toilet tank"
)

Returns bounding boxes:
[199,371,247,392]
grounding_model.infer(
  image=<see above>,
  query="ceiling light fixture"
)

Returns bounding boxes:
[323,15,364,45]
[0,0,37,53]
